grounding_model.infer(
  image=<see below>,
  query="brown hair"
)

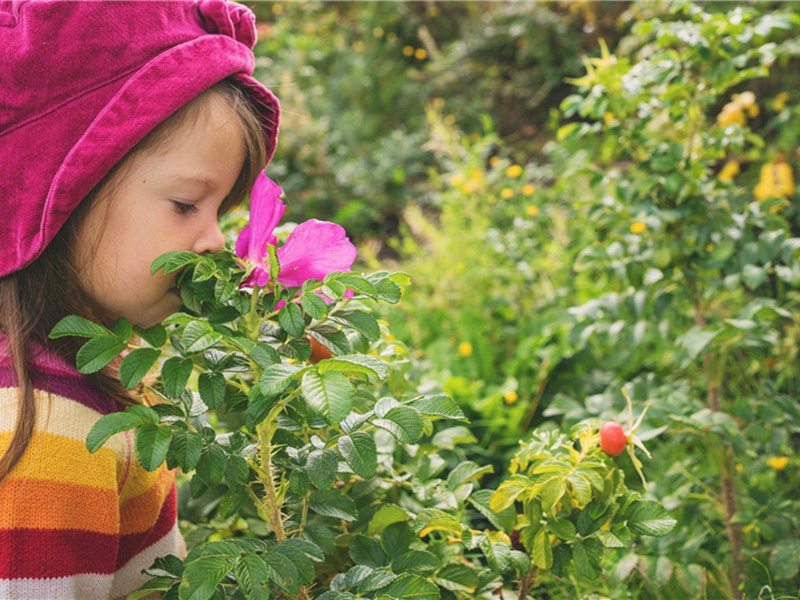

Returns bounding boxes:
[0,78,269,481]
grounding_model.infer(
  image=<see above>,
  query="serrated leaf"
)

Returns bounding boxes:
[549,519,576,541]
[532,528,552,570]
[169,429,203,472]
[301,370,354,425]
[198,372,226,409]
[381,574,439,599]
[301,292,329,319]
[273,542,315,587]
[391,550,440,575]
[126,577,175,599]
[49,314,111,339]
[447,461,493,490]
[332,311,380,341]
[76,336,127,374]
[183,321,222,354]
[627,500,676,536]
[233,554,270,600]
[86,411,145,453]
[136,423,172,471]
[468,490,516,533]
[259,363,301,396]
[278,302,306,338]
[196,443,227,487]
[153,250,200,275]
[414,509,461,538]
[368,505,410,536]
[109,317,134,342]
[119,348,161,390]
[408,394,466,421]
[225,455,250,489]
[309,490,358,521]
[308,449,339,490]
[349,535,388,569]
[161,357,194,399]
[317,355,388,381]
[373,405,422,443]
[573,538,602,578]
[338,432,377,478]
[337,274,379,298]
[178,555,230,600]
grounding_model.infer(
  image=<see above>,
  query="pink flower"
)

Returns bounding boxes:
[235,173,357,289]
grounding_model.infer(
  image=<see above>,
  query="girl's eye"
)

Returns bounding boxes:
[172,201,198,215]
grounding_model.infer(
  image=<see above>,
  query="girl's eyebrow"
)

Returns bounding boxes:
[172,174,218,190]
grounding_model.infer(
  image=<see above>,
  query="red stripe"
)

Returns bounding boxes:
[117,483,177,569]
[0,529,119,578]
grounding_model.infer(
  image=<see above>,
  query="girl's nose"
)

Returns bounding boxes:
[196,219,225,254]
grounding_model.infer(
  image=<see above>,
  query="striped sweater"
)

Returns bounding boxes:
[0,343,182,599]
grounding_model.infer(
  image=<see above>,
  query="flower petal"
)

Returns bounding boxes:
[245,173,285,261]
[276,219,357,287]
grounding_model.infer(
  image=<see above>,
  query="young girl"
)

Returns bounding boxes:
[0,1,279,597]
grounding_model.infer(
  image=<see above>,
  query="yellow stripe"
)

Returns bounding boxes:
[0,430,118,490]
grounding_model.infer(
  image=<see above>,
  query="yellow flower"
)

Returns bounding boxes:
[733,91,756,110]
[489,156,501,167]
[444,115,456,126]
[504,391,519,405]
[458,342,473,357]
[718,160,740,182]
[526,205,539,217]
[773,92,789,112]
[506,164,523,178]
[522,184,536,196]
[706,243,714,252]
[402,45,414,57]
[431,97,445,109]
[630,221,647,235]
[754,160,795,201]
[464,180,480,195]
[767,456,789,471]
[415,48,427,60]
[352,41,364,53]
[271,3,283,14]
[717,103,746,128]
[373,27,384,38]
[735,463,744,472]
[386,32,398,43]
[603,112,615,125]
[500,187,514,200]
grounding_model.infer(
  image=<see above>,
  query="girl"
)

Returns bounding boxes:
[0,1,280,598]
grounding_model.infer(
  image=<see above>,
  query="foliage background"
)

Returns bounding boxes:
[216,1,800,597]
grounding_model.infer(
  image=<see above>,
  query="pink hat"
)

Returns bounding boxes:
[0,0,280,278]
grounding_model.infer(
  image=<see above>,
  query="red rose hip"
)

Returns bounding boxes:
[308,336,333,364]
[599,421,627,457]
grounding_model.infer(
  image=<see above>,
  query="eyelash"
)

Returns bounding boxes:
[172,201,198,215]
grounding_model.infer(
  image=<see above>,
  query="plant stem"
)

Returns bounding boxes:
[694,295,743,598]
[518,565,537,600]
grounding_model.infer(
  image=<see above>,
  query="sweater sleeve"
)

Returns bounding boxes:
[0,385,124,599]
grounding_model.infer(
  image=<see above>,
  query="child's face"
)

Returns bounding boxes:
[74,95,246,327]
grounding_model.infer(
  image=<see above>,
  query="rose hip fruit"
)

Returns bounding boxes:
[308,336,333,364]
[599,421,628,457]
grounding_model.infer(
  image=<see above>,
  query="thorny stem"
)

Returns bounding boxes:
[518,565,538,600]
[694,293,743,599]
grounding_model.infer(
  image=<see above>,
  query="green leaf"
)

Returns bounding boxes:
[391,550,440,575]
[307,449,339,490]
[489,476,530,512]
[246,384,278,431]
[301,292,329,319]
[168,429,203,472]
[678,327,719,361]
[86,411,145,453]
[332,311,380,341]
[432,563,479,595]
[368,505,410,536]
[373,405,423,443]
[76,336,127,374]
[49,315,111,339]
[481,540,512,574]
[161,357,194,399]
[337,274,379,298]
[262,551,299,596]
[532,528,553,570]
[358,568,397,593]
[126,577,175,600]
[183,321,222,354]
[152,250,200,275]
[278,302,306,338]
[309,490,358,521]
[233,554,270,600]
[626,500,676,536]
[742,263,767,290]
[109,317,133,342]
[468,489,515,533]
[381,522,414,558]
[225,455,250,489]
[198,372,226,409]
[133,325,167,348]
[259,363,301,396]
[317,355,388,381]
[119,348,161,390]
[178,555,230,600]
[349,535,388,568]
[196,443,227,487]
[770,540,800,580]
[136,423,172,471]
[408,394,467,421]
[301,370,354,425]
[414,508,462,538]
[549,519,576,541]
[381,574,439,599]
[573,538,602,578]
[338,432,377,478]
[447,461,493,490]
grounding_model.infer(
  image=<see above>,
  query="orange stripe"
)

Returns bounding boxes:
[0,431,118,490]
[0,478,118,534]
[119,467,175,535]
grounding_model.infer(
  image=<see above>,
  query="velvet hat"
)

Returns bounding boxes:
[0,0,280,278]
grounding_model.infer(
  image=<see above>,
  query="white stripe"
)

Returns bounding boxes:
[0,572,114,599]
[110,522,183,599]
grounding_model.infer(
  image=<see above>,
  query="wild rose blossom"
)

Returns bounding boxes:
[235,173,357,288]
